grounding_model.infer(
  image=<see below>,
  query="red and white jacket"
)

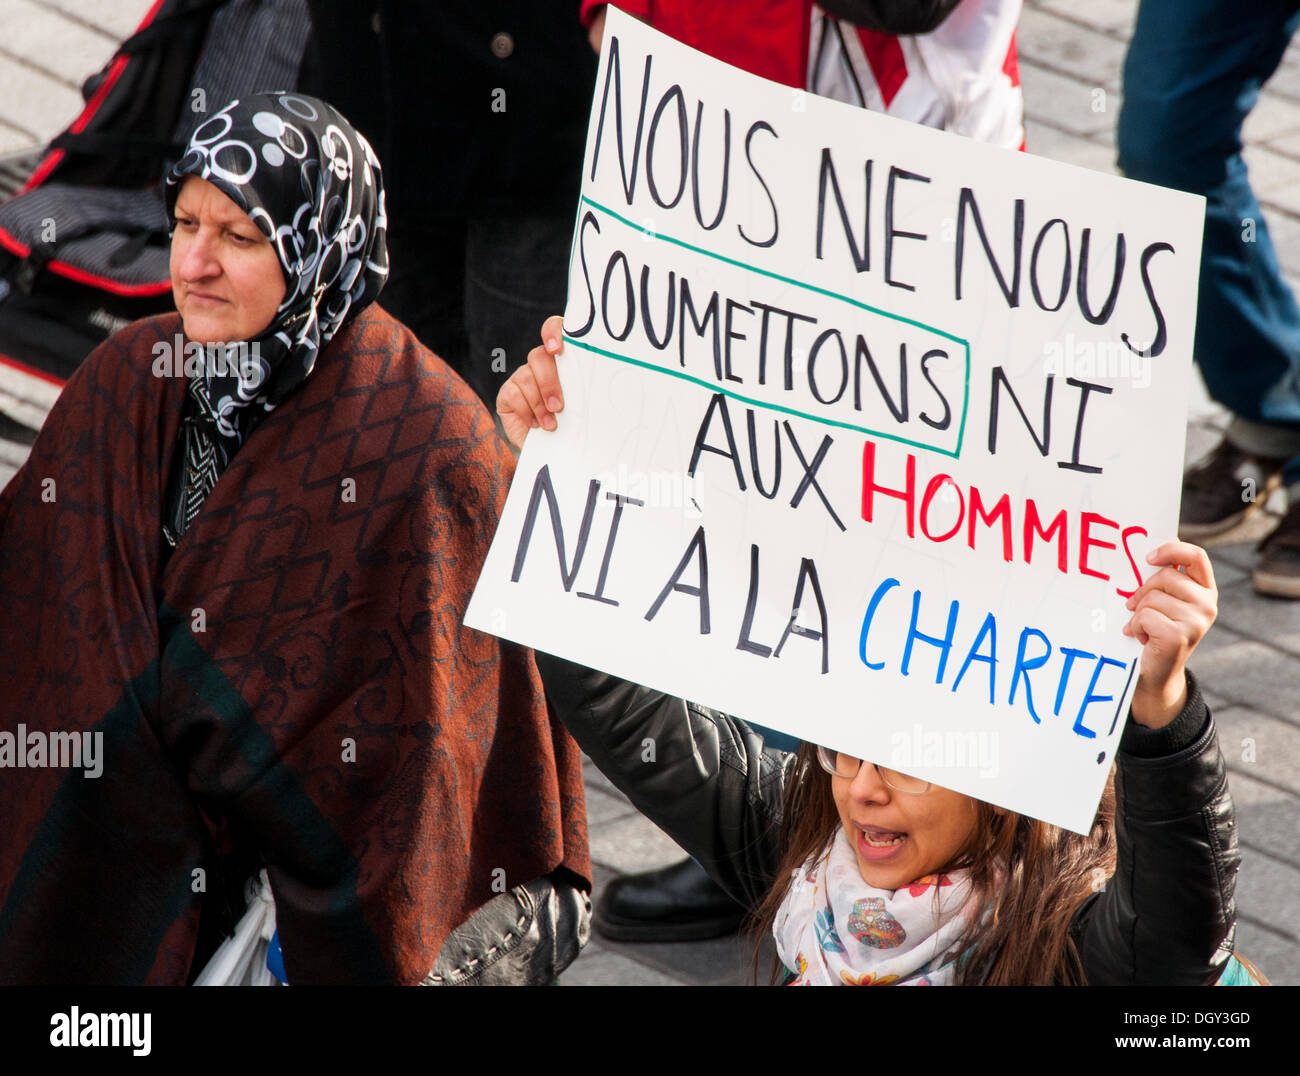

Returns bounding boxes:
[580,1,1024,150]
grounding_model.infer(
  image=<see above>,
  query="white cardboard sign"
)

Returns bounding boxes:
[466,8,1205,833]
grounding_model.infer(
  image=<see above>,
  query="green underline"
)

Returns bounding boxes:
[573,195,971,458]
[564,336,962,459]
[583,195,968,349]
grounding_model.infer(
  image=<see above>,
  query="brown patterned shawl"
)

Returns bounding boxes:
[0,305,589,984]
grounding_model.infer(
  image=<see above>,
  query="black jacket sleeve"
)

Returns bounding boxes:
[1072,676,1240,985]
[534,652,791,909]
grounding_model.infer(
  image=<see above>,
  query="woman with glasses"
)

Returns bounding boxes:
[497,317,1248,986]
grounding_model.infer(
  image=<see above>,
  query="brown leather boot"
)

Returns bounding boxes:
[1180,440,1285,540]
[1254,499,1300,598]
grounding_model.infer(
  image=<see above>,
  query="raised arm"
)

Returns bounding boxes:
[1075,679,1238,985]
[534,652,795,910]
[1076,541,1238,984]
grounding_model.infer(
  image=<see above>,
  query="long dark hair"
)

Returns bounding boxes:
[751,743,1117,985]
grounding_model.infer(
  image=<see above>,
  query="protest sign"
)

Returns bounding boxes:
[466,8,1205,833]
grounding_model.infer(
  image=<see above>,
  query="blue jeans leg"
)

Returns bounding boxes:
[1118,0,1300,481]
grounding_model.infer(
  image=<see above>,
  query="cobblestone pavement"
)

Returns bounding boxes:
[1,0,1297,985]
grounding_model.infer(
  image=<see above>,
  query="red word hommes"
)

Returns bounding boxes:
[860,439,1147,599]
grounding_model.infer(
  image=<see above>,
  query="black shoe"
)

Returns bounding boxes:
[1180,440,1285,540]
[594,858,746,942]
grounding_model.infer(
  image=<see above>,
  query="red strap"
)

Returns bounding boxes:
[1002,29,1020,88]
[0,351,68,389]
[855,29,908,108]
[21,0,170,194]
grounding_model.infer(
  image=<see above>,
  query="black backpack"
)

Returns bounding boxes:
[0,0,310,442]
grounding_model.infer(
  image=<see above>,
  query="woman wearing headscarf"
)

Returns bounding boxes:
[0,93,590,985]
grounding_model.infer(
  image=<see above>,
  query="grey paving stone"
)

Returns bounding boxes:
[1234,918,1299,985]
[0,0,120,88]
[1269,211,1300,279]
[1261,221,1300,286]
[1184,423,1226,475]
[1230,770,1300,865]
[582,863,761,985]
[0,52,82,147]
[1020,60,1117,138]
[1259,183,1300,223]
[1243,143,1300,196]
[1211,557,1250,589]
[1186,372,1229,426]
[1233,847,1300,951]
[1263,31,1300,103]
[1018,7,1128,90]
[588,810,689,874]
[1261,36,1300,104]
[585,784,640,829]
[558,947,687,986]
[1235,854,1300,979]
[1204,551,1249,590]
[0,117,33,155]
[36,0,154,41]
[1244,93,1300,143]
[1023,120,1117,174]
[1194,622,1248,658]
[1030,0,1138,36]
[591,931,767,987]
[1213,706,1300,792]
[1268,128,1300,161]
[0,431,33,472]
[1215,580,1300,659]
[1190,558,1258,608]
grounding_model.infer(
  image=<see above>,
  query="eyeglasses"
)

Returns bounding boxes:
[815,744,931,795]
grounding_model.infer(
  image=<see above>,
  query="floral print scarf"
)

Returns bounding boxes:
[775,827,979,985]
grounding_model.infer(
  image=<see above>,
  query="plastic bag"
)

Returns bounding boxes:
[193,870,280,986]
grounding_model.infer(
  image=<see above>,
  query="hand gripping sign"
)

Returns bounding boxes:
[467,8,1204,833]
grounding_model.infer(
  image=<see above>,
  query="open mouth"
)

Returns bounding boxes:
[857,825,908,858]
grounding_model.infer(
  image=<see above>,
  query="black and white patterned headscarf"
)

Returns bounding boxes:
[162,92,388,542]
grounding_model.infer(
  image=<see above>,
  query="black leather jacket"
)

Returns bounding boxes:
[536,655,1240,985]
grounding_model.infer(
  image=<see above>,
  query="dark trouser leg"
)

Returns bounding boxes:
[380,216,470,375]
[462,215,574,409]
[1118,0,1300,482]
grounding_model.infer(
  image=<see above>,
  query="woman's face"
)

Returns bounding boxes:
[830,759,982,891]
[170,175,286,344]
